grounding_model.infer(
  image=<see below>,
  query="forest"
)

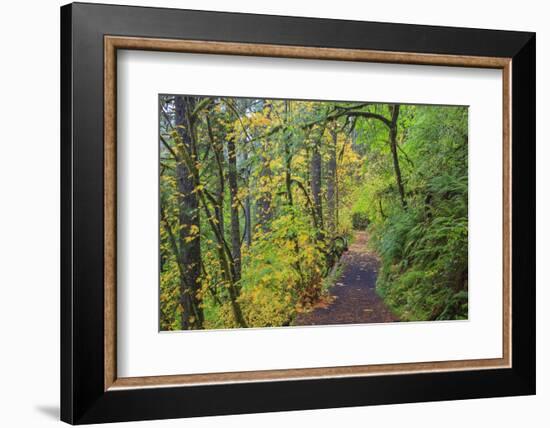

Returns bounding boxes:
[159,95,468,331]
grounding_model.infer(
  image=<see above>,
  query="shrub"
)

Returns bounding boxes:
[236,209,326,327]
[351,211,369,230]
[350,187,370,230]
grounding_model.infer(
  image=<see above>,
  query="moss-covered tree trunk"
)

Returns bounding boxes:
[256,143,273,231]
[227,136,242,282]
[326,129,337,234]
[310,138,323,229]
[174,95,204,329]
[389,104,407,208]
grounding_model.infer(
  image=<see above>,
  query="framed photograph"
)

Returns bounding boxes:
[60,2,535,424]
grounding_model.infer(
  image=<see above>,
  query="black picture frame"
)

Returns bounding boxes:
[61,2,535,424]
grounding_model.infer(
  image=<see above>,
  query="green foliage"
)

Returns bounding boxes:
[199,208,326,329]
[240,210,325,323]
[351,212,369,230]
[159,256,182,330]
[369,106,468,321]
[350,187,370,230]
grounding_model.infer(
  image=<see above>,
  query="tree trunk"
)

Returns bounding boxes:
[284,100,294,207]
[389,104,407,208]
[285,150,293,206]
[174,95,204,329]
[207,116,225,236]
[227,136,242,282]
[244,195,252,246]
[310,135,323,229]
[326,129,337,234]
[242,150,252,246]
[256,145,273,231]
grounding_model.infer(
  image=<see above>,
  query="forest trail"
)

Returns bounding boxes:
[294,231,399,326]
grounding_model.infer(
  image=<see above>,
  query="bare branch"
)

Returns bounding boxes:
[159,134,179,161]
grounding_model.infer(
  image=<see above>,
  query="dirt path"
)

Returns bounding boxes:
[294,231,398,326]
